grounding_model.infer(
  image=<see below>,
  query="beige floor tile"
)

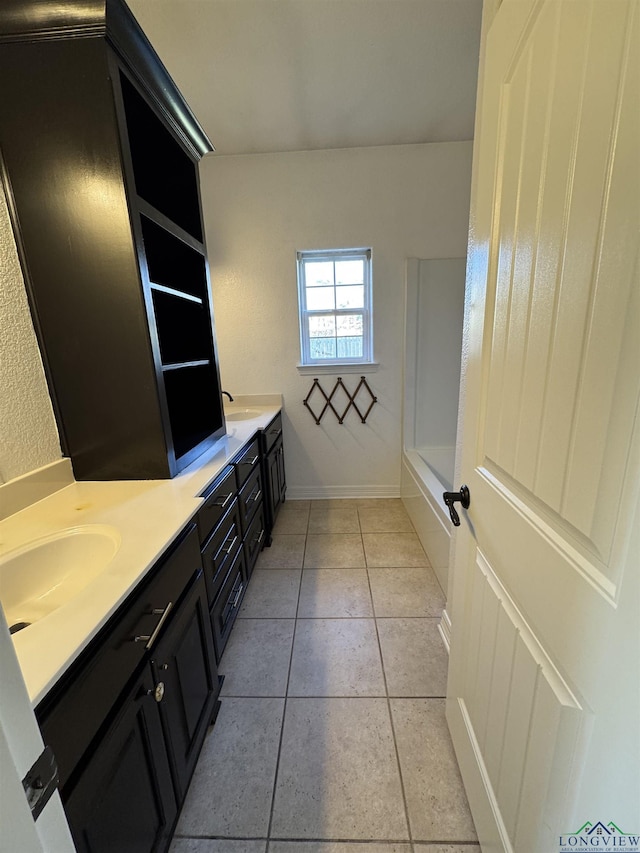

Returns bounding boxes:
[273,502,311,534]
[298,569,373,618]
[219,619,294,696]
[256,534,306,569]
[355,498,405,509]
[358,503,414,533]
[304,534,365,568]
[170,841,267,853]
[270,844,411,852]
[377,618,448,697]
[176,698,284,837]
[308,502,360,534]
[238,569,301,618]
[288,619,385,696]
[391,699,477,842]
[368,567,445,617]
[363,533,429,568]
[271,698,409,840]
[413,847,481,852]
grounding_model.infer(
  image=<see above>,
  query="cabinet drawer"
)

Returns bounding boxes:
[263,412,282,454]
[238,465,263,534]
[244,505,266,579]
[197,465,237,545]
[210,548,246,661]
[37,524,202,794]
[234,437,260,488]
[201,499,243,606]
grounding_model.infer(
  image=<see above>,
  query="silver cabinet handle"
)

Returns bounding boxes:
[255,529,265,546]
[214,492,233,509]
[223,534,238,555]
[231,583,244,609]
[146,681,165,703]
[240,454,259,466]
[134,601,173,650]
[250,488,262,504]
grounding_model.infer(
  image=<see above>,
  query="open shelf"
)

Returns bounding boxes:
[164,363,223,461]
[120,71,203,241]
[152,287,213,366]
[140,216,207,299]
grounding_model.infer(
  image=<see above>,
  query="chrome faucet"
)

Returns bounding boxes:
[222,391,234,402]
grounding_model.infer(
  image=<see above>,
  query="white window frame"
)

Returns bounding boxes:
[296,247,374,369]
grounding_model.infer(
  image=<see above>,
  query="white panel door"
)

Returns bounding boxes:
[447,1,639,851]
[0,606,75,853]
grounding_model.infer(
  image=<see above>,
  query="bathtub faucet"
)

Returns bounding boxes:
[222,391,234,402]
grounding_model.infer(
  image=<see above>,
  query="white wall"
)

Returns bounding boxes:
[202,142,473,498]
[0,185,61,485]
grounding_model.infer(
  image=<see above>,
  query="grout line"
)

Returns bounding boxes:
[366,565,414,847]
[264,522,306,848]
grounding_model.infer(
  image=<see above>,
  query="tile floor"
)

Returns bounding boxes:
[170,499,479,853]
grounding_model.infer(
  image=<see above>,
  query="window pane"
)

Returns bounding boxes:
[335,260,363,285]
[336,284,364,309]
[307,286,335,310]
[309,315,336,338]
[336,314,363,337]
[310,338,337,359]
[337,337,363,358]
[305,261,334,287]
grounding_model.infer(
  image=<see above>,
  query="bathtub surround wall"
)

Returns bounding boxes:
[0,184,62,485]
[202,142,473,498]
[402,258,466,595]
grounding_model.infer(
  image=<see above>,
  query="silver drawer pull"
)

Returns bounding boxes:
[250,488,262,504]
[214,492,233,509]
[255,529,265,546]
[223,534,238,555]
[231,583,244,609]
[134,601,173,650]
[240,454,259,466]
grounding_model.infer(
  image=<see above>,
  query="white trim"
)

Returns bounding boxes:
[438,608,452,654]
[296,362,379,375]
[286,484,399,501]
[446,696,513,853]
[297,247,373,366]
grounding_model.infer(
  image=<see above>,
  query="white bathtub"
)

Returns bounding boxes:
[401,448,452,595]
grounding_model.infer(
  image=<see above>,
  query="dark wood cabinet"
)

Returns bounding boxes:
[64,669,177,853]
[150,573,218,801]
[262,413,287,543]
[0,0,225,479]
[36,525,219,853]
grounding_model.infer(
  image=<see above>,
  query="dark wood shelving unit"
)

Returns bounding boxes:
[0,0,225,480]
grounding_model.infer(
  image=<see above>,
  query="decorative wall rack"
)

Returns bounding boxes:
[303,376,377,425]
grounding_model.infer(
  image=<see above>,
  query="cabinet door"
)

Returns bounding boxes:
[64,669,177,853]
[150,571,218,801]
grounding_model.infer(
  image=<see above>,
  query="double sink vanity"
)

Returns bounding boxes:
[0,400,286,851]
[0,1,289,847]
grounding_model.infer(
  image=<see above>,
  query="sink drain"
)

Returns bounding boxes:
[9,621,31,635]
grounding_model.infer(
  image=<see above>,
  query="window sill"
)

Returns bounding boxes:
[296,362,379,375]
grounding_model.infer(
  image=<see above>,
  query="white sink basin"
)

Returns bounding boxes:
[225,408,261,421]
[0,525,121,632]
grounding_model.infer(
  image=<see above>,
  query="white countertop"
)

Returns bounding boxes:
[0,399,281,707]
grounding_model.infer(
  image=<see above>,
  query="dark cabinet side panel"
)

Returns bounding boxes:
[0,37,169,479]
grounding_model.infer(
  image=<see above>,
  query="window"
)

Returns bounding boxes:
[297,248,373,367]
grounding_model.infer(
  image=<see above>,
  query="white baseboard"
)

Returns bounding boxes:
[439,608,452,654]
[286,485,400,501]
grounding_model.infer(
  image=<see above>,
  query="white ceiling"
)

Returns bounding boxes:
[127,0,483,156]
